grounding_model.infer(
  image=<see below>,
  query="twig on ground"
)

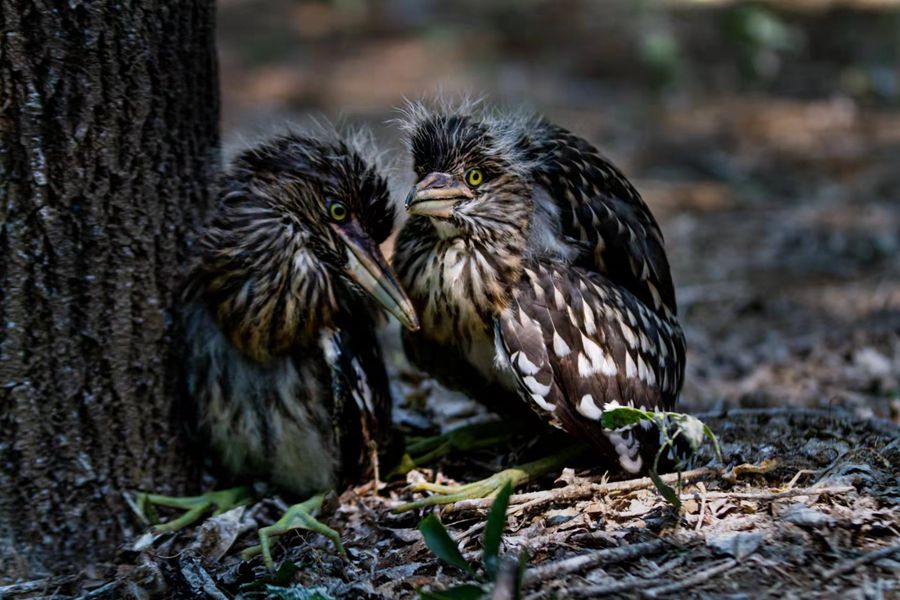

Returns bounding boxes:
[643,554,691,578]
[79,580,123,599]
[682,485,854,502]
[521,530,588,552]
[523,538,684,587]
[456,519,488,547]
[450,467,720,514]
[785,469,817,490]
[443,472,846,520]
[566,575,667,598]
[0,576,78,596]
[642,558,739,598]
[582,467,721,493]
[561,554,691,598]
[823,541,900,578]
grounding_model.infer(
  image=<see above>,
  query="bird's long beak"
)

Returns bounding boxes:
[405,172,474,219]
[335,224,419,331]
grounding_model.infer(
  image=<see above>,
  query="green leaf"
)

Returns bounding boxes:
[418,584,486,600]
[482,481,512,579]
[703,423,724,462]
[420,514,476,577]
[601,406,652,430]
[649,468,682,510]
[669,414,707,453]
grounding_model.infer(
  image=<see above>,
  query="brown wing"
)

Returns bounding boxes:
[495,259,685,473]
[522,122,677,321]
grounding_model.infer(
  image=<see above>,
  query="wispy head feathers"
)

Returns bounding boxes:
[227,127,395,245]
[395,97,544,179]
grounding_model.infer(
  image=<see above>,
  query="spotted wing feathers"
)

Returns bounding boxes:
[522,122,678,320]
[495,260,686,472]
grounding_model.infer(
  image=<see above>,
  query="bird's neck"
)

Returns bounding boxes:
[395,217,525,343]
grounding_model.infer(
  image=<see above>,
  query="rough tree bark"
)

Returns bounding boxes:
[0,0,219,577]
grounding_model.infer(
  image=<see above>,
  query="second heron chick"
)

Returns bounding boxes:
[140,130,418,567]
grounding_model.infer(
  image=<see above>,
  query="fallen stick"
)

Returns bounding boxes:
[561,575,666,598]
[642,558,739,598]
[450,467,719,513]
[680,485,854,502]
[823,541,900,578]
[558,554,689,598]
[523,538,680,586]
[0,576,77,596]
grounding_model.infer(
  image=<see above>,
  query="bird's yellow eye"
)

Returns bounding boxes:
[329,201,348,222]
[465,168,484,187]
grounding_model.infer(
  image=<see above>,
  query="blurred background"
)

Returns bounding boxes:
[217,0,900,421]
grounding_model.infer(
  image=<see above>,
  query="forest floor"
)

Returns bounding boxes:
[53,405,891,600]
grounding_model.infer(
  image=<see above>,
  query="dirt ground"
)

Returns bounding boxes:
[6,1,898,598]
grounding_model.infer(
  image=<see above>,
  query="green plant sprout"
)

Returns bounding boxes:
[417,481,526,600]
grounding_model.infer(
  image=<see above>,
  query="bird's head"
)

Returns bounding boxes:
[195,131,417,360]
[401,105,535,249]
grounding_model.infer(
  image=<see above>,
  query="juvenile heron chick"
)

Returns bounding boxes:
[393,102,685,485]
[143,131,417,566]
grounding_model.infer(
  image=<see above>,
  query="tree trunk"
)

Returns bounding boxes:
[0,0,218,577]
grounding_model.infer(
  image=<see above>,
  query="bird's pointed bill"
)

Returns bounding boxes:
[336,226,419,331]
[406,171,473,219]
